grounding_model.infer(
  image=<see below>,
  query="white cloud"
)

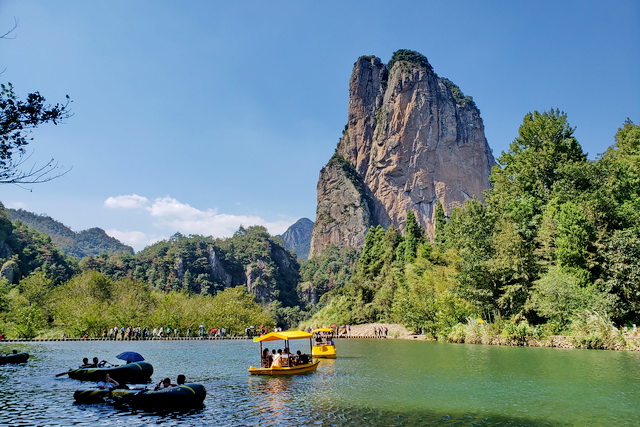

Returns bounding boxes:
[103,194,295,250]
[104,194,149,209]
[146,196,207,219]
[105,229,162,249]
[146,197,291,238]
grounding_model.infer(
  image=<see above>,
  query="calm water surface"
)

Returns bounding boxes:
[1,339,639,426]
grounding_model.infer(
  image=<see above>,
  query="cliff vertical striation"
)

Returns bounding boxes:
[310,51,495,257]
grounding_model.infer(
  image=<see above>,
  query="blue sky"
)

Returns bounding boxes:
[1,1,638,252]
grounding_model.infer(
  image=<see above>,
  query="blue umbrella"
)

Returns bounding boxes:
[115,351,145,362]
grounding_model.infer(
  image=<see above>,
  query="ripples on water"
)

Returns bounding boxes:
[1,339,639,426]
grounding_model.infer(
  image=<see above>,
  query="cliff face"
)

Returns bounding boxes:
[278,217,314,260]
[310,52,495,257]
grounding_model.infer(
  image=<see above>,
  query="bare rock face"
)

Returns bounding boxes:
[309,51,495,257]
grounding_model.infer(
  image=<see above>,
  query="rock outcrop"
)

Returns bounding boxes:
[310,51,495,257]
[277,217,314,260]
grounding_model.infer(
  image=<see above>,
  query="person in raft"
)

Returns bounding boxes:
[80,357,93,368]
[154,377,176,390]
[97,374,119,390]
[176,374,186,385]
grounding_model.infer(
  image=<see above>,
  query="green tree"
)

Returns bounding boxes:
[527,266,615,328]
[490,109,586,207]
[0,83,71,184]
[403,210,425,263]
[434,201,447,247]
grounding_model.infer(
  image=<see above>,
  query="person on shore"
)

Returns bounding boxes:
[97,374,119,390]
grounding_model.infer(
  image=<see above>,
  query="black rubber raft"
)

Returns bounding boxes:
[0,352,29,364]
[73,383,206,408]
[64,362,154,383]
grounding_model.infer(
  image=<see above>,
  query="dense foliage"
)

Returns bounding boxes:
[387,49,433,72]
[0,270,273,338]
[0,218,295,337]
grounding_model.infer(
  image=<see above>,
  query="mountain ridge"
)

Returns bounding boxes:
[7,208,134,258]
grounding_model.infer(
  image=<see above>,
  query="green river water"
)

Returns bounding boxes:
[0,338,638,425]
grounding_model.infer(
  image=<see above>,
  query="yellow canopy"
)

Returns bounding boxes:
[253,330,313,342]
[311,328,334,333]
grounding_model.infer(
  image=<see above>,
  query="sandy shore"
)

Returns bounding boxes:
[342,323,418,339]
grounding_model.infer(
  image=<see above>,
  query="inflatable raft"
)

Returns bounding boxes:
[73,383,206,408]
[64,361,153,383]
[0,352,29,364]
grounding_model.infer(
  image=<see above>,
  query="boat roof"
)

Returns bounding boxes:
[311,328,334,333]
[253,330,312,342]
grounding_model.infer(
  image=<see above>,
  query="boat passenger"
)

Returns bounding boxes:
[154,377,176,390]
[282,347,292,367]
[97,374,119,390]
[297,350,310,365]
[91,357,100,367]
[176,374,186,385]
[271,349,283,368]
[80,357,93,368]
[262,348,271,367]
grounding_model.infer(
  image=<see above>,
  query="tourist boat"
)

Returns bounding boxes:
[62,361,154,383]
[73,383,206,408]
[311,328,337,359]
[248,330,320,375]
[0,351,29,364]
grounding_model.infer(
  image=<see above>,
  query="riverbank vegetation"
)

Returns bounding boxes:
[1,111,639,350]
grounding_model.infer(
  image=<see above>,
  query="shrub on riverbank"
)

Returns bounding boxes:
[568,310,627,350]
[440,311,637,350]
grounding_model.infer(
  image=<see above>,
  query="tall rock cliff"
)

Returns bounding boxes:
[310,51,495,257]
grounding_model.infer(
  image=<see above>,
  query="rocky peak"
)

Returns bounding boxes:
[310,50,495,257]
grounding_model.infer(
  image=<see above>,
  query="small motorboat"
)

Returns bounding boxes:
[0,351,29,364]
[248,330,320,375]
[61,361,154,383]
[311,328,337,359]
[73,383,206,408]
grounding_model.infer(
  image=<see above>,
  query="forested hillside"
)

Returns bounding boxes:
[302,113,640,349]
[7,208,134,258]
[0,219,295,338]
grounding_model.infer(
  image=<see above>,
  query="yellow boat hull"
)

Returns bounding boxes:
[312,345,336,359]
[248,360,320,376]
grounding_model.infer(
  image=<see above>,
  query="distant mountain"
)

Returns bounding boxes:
[7,208,134,258]
[278,218,313,261]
